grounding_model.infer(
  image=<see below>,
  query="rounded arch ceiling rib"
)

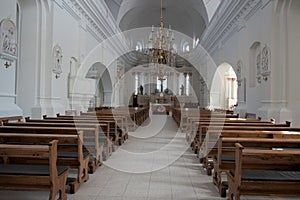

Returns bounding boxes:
[116,0,209,39]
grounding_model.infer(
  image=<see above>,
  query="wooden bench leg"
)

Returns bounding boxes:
[69,159,89,193]
[219,184,227,198]
[50,170,68,200]
[88,161,97,174]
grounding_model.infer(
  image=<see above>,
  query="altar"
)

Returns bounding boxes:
[151,103,173,115]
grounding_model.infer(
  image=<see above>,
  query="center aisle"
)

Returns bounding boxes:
[69,114,222,200]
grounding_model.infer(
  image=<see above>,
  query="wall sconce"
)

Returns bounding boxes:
[4,60,12,68]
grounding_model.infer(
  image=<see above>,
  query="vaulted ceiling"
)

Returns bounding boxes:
[104,0,221,40]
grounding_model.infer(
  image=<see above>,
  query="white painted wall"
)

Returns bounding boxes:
[0,0,22,117]
[0,0,118,118]
[2,0,300,125]
[51,2,80,113]
[287,0,300,125]
[208,1,300,124]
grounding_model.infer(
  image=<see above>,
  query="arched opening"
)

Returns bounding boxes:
[210,63,237,110]
[85,62,112,109]
[182,41,190,53]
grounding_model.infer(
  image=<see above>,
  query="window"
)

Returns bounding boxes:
[134,73,138,94]
[182,42,190,52]
[186,73,190,96]
[135,42,142,52]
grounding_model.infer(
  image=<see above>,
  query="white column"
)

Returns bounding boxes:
[257,1,291,122]
[167,72,173,92]
[183,72,187,96]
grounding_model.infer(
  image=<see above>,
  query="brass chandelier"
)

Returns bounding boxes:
[145,0,176,80]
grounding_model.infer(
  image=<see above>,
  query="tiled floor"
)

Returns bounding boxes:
[0,114,299,200]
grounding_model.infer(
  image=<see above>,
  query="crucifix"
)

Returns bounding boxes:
[4,61,11,68]
[158,77,165,93]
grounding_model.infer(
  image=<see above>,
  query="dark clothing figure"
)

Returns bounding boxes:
[140,85,144,95]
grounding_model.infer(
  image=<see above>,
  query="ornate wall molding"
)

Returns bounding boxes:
[201,0,264,55]
[0,93,17,98]
[54,0,120,43]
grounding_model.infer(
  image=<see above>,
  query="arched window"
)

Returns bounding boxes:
[135,42,142,52]
[182,42,190,52]
[134,73,139,94]
[186,73,190,96]
[193,37,199,48]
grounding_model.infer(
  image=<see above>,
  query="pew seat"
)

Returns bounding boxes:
[0,132,89,194]
[0,140,69,200]
[227,143,300,200]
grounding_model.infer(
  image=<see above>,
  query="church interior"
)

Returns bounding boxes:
[0,0,300,199]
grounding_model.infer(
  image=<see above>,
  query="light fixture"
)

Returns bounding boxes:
[144,0,176,81]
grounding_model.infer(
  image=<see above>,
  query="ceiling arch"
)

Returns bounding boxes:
[116,0,209,39]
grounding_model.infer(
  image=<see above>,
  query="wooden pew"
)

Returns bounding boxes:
[186,118,271,151]
[181,113,240,131]
[227,143,300,200]
[3,121,109,171]
[82,110,132,130]
[82,106,150,130]
[185,116,262,137]
[0,116,22,125]
[40,116,120,149]
[0,127,89,193]
[199,126,300,176]
[55,114,128,145]
[25,117,114,156]
[195,122,291,156]
[171,107,239,131]
[0,140,69,200]
[214,135,300,197]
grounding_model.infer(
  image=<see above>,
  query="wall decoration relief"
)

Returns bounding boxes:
[256,52,261,83]
[236,60,243,86]
[0,18,18,67]
[116,64,123,81]
[52,44,63,79]
[255,45,271,83]
[261,45,271,81]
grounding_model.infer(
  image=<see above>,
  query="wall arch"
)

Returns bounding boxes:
[210,62,237,110]
[85,62,113,108]
[249,41,261,87]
